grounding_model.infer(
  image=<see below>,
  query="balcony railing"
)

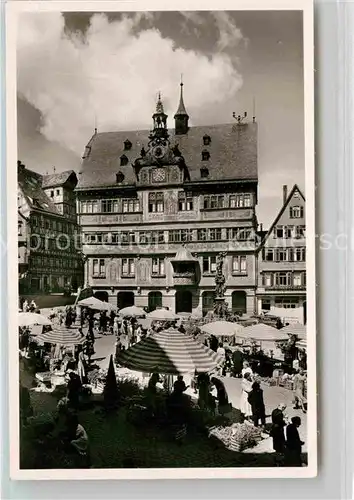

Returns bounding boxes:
[173,271,197,286]
[264,284,306,291]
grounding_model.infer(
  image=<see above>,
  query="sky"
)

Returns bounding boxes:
[17,10,305,227]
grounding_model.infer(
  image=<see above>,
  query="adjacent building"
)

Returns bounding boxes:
[18,161,84,294]
[76,84,259,315]
[256,184,306,323]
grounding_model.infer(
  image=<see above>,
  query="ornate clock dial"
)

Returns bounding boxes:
[152,168,166,183]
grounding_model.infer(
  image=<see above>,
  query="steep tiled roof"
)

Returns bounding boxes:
[42,170,77,188]
[77,122,257,189]
[258,184,306,249]
[18,166,60,215]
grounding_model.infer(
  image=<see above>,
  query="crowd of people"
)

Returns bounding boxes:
[19,302,308,467]
[270,404,305,466]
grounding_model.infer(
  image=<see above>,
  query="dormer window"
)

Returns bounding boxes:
[116,171,125,184]
[203,134,211,146]
[200,166,209,178]
[202,150,210,161]
[120,154,129,166]
[124,139,132,151]
[82,145,92,159]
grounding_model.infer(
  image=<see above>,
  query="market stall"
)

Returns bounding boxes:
[118,305,146,318]
[19,312,52,327]
[33,326,86,390]
[280,323,307,340]
[78,296,115,312]
[146,309,180,321]
[116,326,222,376]
[201,320,244,339]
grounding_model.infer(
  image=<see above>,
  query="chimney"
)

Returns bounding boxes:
[283,185,288,204]
[260,223,263,232]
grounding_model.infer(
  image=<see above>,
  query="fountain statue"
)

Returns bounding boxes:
[213,251,229,318]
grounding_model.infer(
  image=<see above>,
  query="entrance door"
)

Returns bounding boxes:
[232,291,247,315]
[202,291,215,316]
[148,291,162,312]
[117,291,134,310]
[95,291,109,302]
[175,290,192,313]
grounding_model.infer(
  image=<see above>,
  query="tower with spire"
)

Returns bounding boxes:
[152,92,168,140]
[174,78,189,135]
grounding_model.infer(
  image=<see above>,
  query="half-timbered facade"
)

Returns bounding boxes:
[256,184,306,323]
[18,161,83,294]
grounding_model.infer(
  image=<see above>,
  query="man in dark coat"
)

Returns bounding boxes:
[248,381,266,427]
[285,416,304,466]
[232,348,244,378]
[270,404,287,454]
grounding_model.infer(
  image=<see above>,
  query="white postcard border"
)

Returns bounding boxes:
[6,0,316,480]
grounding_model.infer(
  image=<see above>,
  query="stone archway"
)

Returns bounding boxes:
[232,291,247,315]
[94,291,109,303]
[175,290,192,314]
[117,291,134,310]
[148,291,162,312]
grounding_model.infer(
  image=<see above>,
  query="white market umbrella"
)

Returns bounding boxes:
[118,305,146,318]
[237,322,289,342]
[201,320,244,338]
[18,312,52,327]
[146,309,180,321]
[281,324,307,340]
[78,296,113,312]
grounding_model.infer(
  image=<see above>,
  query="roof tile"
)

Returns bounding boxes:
[77,122,257,189]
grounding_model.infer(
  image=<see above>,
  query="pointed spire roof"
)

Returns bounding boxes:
[175,82,189,117]
[155,92,165,114]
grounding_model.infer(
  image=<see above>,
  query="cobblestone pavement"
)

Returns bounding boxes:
[221,377,308,453]
[89,334,308,454]
[28,322,308,456]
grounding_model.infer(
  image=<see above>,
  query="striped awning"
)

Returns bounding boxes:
[36,326,85,346]
[117,327,221,375]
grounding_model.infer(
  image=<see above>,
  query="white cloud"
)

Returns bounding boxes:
[17,12,243,155]
[212,11,248,51]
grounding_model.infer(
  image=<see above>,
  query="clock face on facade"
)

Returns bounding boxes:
[152,168,166,183]
[152,145,166,159]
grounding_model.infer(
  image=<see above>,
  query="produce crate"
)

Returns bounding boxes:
[228,437,246,452]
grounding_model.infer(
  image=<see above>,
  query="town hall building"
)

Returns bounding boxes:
[76,83,259,316]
